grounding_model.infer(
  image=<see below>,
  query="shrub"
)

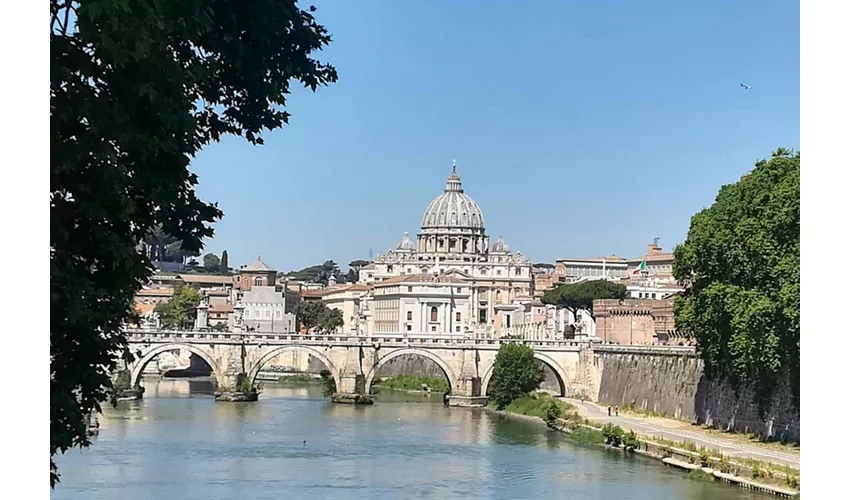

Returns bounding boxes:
[699,451,710,467]
[601,423,624,447]
[621,430,639,451]
[543,400,562,428]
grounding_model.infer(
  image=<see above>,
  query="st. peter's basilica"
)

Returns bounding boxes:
[358,162,535,329]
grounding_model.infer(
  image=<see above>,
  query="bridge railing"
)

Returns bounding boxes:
[123,329,595,349]
[593,344,697,355]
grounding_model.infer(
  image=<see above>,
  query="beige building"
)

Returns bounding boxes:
[554,256,629,282]
[367,274,472,335]
[303,284,372,334]
[627,239,675,276]
[358,162,534,333]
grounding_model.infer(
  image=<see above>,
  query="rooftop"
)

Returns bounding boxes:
[556,256,628,264]
[137,288,174,297]
[176,274,234,284]
[240,256,276,272]
[375,273,464,286]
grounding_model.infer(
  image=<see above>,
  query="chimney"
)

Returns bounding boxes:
[648,237,662,256]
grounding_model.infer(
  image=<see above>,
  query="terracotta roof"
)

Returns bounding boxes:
[134,303,157,316]
[176,274,234,284]
[207,289,230,296]
[375,273,463,286]
[210,302,234,313]
[137,288,174,297]
[241,257,275,272]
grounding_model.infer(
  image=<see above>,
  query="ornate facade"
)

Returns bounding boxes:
[358,162,534,332]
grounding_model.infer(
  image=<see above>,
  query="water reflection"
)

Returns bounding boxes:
[53,379,764,500]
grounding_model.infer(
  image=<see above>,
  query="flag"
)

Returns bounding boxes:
[632,260,646,275]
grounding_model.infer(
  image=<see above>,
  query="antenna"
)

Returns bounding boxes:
[652,236,660,247]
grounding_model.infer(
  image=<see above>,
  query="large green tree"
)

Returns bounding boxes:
[488,344,545,410]
[673,148,800,418]
[541,279,627,320]
[50,0,336,486]
[220,250,229,273]
[154,282,203,329]
[294,300,344,333]
[202,253,221,273]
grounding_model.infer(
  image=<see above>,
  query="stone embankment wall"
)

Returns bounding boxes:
[594,352,799,442]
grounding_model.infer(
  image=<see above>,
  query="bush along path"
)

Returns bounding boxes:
[490,392,799,499]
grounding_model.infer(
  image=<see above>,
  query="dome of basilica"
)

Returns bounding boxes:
[420,162,486,232]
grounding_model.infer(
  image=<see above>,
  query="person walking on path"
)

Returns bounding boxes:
[607,406,611,416]
[615,406,619,417]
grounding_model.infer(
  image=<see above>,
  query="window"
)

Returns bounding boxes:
[407,324,412,332]
[457,287,462,293]
[254,276,264,286]
[387,265,393,273]
[456,312,461,321]
[431,325,437,332]
[275,310,281,318]
[496,269,502,276]
[515,268,521,275]
[651,293,657,299]
[265,310,271,318]
[408,286,413,292]
[456,326,461,332]
[430,307,438,322]
[407,311,412,321]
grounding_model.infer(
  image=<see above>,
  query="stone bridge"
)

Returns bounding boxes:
[124,329,696,406]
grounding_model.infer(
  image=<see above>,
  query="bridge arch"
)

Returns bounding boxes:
[130,343,223,389]
[364,348,458,395]
[479,351,569,397]
[247,345,341,391]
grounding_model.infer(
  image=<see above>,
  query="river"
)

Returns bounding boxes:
[52,377,763,500]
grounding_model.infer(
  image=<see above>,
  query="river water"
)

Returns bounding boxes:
[52,377,763,500]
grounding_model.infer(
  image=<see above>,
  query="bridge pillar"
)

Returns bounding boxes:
[446,348,487,407]
[337,374,365,395]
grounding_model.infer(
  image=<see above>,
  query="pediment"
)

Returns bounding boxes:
[441,268,473,280]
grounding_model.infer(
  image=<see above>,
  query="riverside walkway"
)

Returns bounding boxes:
[562,398,800,469]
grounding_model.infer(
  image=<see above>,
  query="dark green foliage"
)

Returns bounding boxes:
[673,149,800,417]
[154,281,202,329]
[212,322,228,332]
[203,253,221,273]
[622,430,639,451]
[286,260,341,285]
[543,400,562,428]
[533,262,555,270]
[50,0,336,486]
[567,427,606,446]
[488,344,545,409]
[601,423,624,447]
[319,369,336,397]
[295,300,344,334]
[220,250,229,272]
[344,269,358,283]
[348,259,372,269]
[541,280,627,319]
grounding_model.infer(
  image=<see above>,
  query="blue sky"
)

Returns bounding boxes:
[191,0,799,272]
